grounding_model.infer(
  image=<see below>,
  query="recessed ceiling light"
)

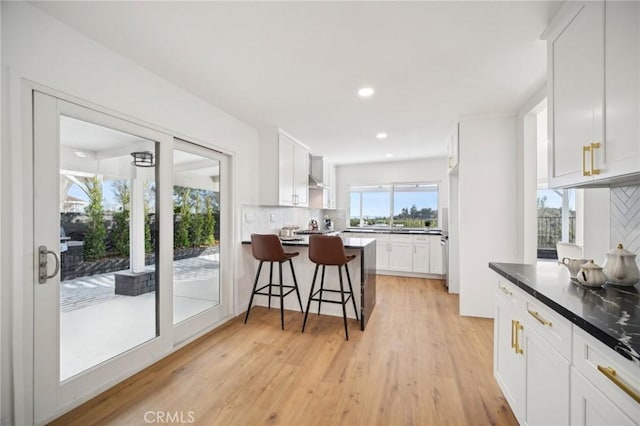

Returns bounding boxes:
[386,153,393,158]
[358,87,375,97]
[376,133,388,139]
[75,151,87,158]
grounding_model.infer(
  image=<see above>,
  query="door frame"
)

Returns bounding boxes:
[13,79,237,424]
[171,138,234,346]
[32,90,174,424]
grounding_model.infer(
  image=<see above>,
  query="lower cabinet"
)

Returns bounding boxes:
[388,238,413,272]
[523,326,570,425]
[494,278,570,425]
[571,367,637,426]
[494,275,640,425]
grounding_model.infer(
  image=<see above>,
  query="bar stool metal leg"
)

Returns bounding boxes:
[317,265,326,316]
[302,264,320,333]
[338,265,349,341]
[344,263,359,321]
[268,262,274,310]
[289,259,304,312]
[279,261,285,330]
[244,261,263,324]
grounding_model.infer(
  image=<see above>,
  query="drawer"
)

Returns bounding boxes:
[412,235,429,243]
[495,279,526,311]
[573,326,640,418]
[521,296,572,361]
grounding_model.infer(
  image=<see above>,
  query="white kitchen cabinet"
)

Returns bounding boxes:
[522,325,571,425]
[428,235,443,275]
[412,240,429,274]
[494,281,526,422]
[545,1,640,187]
[599,1,640,181]
[388,236,413,272]
[571,368,638,426]
[321,161,337,209]
[259,128,310,207]
[545,2,604,187]
[571,326,640,425]
[373,234,390,270]
[493,278,571,425]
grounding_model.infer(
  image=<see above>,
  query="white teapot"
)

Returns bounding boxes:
[602,243,640,286]
[576,260,606,288]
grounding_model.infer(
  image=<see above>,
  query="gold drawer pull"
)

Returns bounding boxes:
[528,310,552,327]
[511,320,516,349]
[499,285,512,296]
[515,321,524,355]
[582,145,592,176]
[597,365,640,404]
[591,142,601,175]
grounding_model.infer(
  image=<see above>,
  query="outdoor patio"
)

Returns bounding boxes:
[60,253,220,381]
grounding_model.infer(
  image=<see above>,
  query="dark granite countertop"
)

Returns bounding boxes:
[242,235,375,249]
[342,228,442,235]
[489,262,640,363]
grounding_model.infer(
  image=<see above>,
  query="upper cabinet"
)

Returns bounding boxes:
[322,161,337,209]
[258,128,309,207]
[447,123,459,173]
[544,1,640,188]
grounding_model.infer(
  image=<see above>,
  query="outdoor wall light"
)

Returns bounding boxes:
[131,151,155,167]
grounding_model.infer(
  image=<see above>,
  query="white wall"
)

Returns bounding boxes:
[336,157,449,226]
[458,115,519,318]
[1,3,259,424]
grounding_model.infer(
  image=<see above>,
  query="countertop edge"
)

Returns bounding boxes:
[489,262,638,362]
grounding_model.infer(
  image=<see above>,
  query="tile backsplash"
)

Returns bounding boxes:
[610,185,640,258]
[241,205,346,241]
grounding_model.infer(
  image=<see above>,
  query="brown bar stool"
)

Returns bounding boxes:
[302,235,359,340]
[245,234,304,330]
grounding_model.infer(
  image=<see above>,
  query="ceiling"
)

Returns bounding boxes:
[33,1,562,165]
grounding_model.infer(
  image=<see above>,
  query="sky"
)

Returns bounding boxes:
[351,190,438,218]
[538,189,575,210]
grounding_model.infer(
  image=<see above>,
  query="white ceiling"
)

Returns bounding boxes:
[33,1,562,165]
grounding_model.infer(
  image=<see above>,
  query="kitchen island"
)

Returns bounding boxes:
[242,236,376,330]
[489,261,639,361]
[489,261,639,425]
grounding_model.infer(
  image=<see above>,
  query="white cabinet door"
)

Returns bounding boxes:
[278,134,295,205]
[600,1,640,180]
[429,235,443,274]
[292,142,309,206]
[549,2,604,187]
[494,292,525,423]
[375,236,390,270]
[412,243,429,273]
[523,327,571,426]
[571,368,638,426]
[388,241,413,272]
[329,164,337,208]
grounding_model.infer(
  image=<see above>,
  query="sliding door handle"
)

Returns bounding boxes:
[38,245,60,284]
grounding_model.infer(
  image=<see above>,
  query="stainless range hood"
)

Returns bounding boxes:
[309,155,329,189]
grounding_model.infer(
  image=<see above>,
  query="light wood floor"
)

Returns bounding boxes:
[51,276,517,426]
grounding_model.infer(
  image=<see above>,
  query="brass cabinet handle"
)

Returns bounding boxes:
[582,145,592,176]
[591,142,601,175]
[597,365,640,404]
[511,320,516,349]
[515,321,524,355]
[528,310,553,327]
[499,285,512,296]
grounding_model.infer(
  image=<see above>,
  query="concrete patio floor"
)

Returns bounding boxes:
[60,254,220,381]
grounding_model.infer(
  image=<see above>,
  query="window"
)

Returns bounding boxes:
[349,183,438,228]
[537,189,576,258]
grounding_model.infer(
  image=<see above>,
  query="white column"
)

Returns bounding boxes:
[561,189,569,242]
[130,175,145,273]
